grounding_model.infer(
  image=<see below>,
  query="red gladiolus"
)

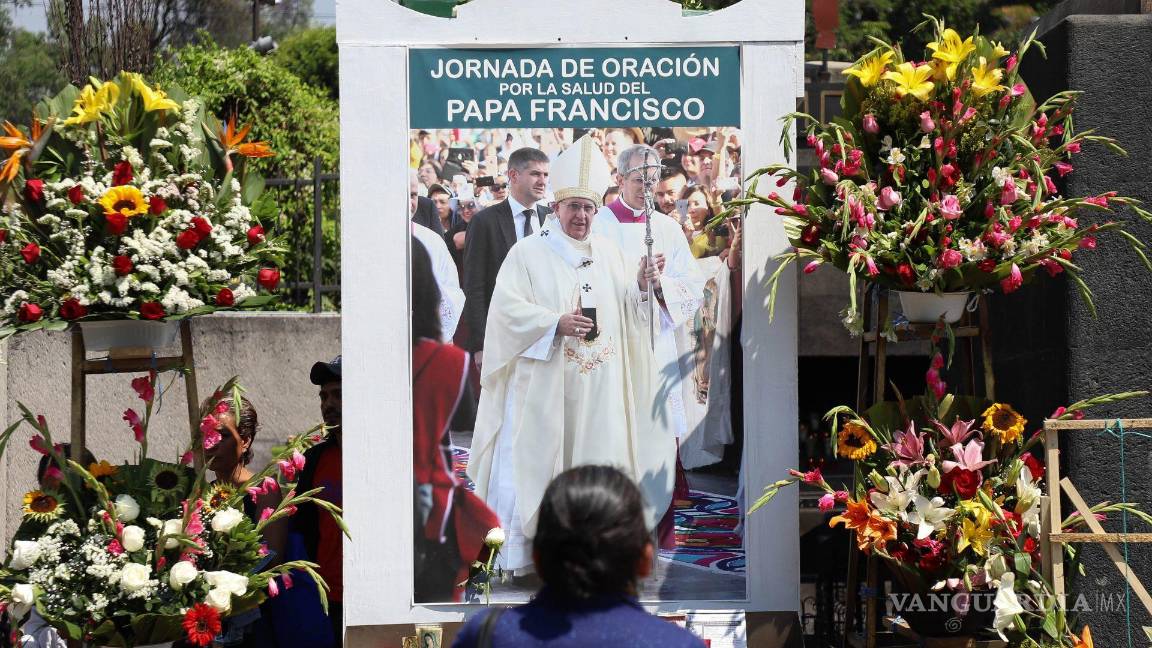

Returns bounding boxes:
[132,373,156,403]
[68,185,85,204]
[148,195,167,215]
[17,302,42,323]
[257,267,280,290]
[192,217,213,237]
[247,225,265,246]
[23,179,44,203]
[59,298,87,320]
[896,263,915,286]
[215,288,235,307]
[112,161,133,186]
[20,243,40,264]
[139,302,165,320]
[1000,263,1023,293]
[182,604,221,647]
[112,255,134,276]
[176,230,201,249]
[1022,453,1045,480]
[106,212,128,235]
[123,408,144,443]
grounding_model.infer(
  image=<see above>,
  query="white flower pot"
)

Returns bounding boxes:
[78,320,181,355]
[896,291,973,324]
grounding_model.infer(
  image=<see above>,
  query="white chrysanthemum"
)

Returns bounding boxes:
[3,290,29,314]
[959,238,987,262]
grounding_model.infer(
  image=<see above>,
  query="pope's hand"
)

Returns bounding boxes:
[637,253,665,291]
[558,309,595,338]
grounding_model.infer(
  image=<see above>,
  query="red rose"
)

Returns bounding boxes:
[59,298,87,320]
[112,161,133,186]
[68,185,85,204]
[1022,453,1045,480]
[257,267,280,290]
[106,212,128,235]
[215,288,235,307]
[247,225,265,246]
[23,179,44,203]
[951,469,982,499]
[977,259,996,273]
[192,217,213,237]
[897,262,915,286]
[17,302,42,323]
[176,230,202,249]
[0,229,6,244]
[148,195,167,215]
[20,242,40,264]
[112,255,134,276]
[139,302,165,320]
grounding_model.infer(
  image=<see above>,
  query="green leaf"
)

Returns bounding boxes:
[1014,552,1031,577]
[1041,609,1060,640]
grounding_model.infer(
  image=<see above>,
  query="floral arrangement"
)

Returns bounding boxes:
[752,391,1149,646]
[742,18,1152,331]
[0,374,344,647]
[0,72,286,339]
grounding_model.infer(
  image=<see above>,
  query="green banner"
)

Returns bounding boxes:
[408,46,741,128]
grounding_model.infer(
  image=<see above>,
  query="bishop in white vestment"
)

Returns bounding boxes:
[467,137,675,573]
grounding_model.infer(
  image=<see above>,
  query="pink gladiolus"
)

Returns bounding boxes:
[123,409,145,443]
[820,168,838,185]
[984,201,996,220]
[792,204,808,217]
[1054,162,1073,177]
[247,486,263,503]
[107,540,124,556]
[864,256,878,277]
[1066,141,1081,154]
[877,186,902,211]
[863,113,879,134]
[818,493,836,512]
[261,476,280,494]
[179,451,194,465]
[43,466,62,482]
[931,353,944,370]
[1008,215,1022,233]
[939,194,962,220]
[259,507,274,522]
[1083,194,1107,207]
[268,578,280,598]
[131,374,155,403]
[156,557,168,571]
[1006,55,1018,72]
[919,111,935,132]
[931,380,948,400]
[215,401,230,415]
[1000,263,1024,293]
[1000,182,1018,205]
[1079,235,1097,250]
[999,95,1012,110]
[202,428,222,450]
[1044,176,1058,196]
[834,490,849,502]
[926,367,940,384]
[938,249,963,270]
[806,134,818,147]
[258,544,269,556]
[282,573,294,589]
[802,468,823,484]
[29,434,50,456]
[1040,259,1063,277]
[803,260,823,274]
[960,107,977,123]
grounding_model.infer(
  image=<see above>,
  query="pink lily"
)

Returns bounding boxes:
[930,418,978,447]
[882,421,929,468]
[941,439,998,474]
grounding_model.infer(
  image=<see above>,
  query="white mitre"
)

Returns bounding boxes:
[550,134,613,208]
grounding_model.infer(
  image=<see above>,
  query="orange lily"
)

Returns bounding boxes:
[218,114,273,170]
[1072,626,1092,648]
[0,120,38,183]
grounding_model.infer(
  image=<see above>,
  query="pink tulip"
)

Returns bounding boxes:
[862,113,879,134]
[877,186,902,211]
[919,111,935,133]
[818,493,836,512]
[1000,263,1023,293]
[939,194,962,220]
[938,249,963,270]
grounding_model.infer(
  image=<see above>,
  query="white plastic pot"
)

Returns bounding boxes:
[896,291,974,324]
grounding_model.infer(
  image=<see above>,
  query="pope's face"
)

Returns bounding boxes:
[556,198,597,240]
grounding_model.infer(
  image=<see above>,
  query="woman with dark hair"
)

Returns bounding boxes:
[451,466,705,647]
[681,185,728,259]
[412,240,499,602]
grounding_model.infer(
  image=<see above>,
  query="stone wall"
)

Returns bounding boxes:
[0,312,340,541]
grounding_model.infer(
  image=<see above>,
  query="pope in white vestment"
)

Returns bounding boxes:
[467,137,676,573]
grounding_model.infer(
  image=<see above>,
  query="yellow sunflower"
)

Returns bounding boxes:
[982,403,1027,444]
[837,421,878,461]
[89,460,118,478]
[98,186,148,219]
[22,489,64,522]
[203,482,237,513]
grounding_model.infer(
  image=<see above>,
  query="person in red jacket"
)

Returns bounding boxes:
[412,238,500,603]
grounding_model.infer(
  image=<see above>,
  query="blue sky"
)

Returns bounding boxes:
[8,0,336,33]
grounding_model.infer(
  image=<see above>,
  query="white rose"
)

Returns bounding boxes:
[211,508,244,534]
[203,570,248,596]
[484,527,506,548]
[114,495,140,522]
[119,562,152,593]
[10,583,35,618]
[205,587,233,614]
[121,526,145,553]
[161,519,184,549]
[9,540,42,570]
[168,560,199,590]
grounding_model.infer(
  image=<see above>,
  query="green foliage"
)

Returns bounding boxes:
[275,26,338,99]
[806,0,1064,62]
[0,8,68,122]
[152,40,338,178]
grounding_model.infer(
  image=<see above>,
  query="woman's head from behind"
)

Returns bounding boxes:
[533,465,652,600]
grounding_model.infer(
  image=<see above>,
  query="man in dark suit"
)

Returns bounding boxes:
[410,170,443,235]
[460,147,551,367]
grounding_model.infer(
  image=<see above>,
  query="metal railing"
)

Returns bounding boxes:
[264,156,341,313]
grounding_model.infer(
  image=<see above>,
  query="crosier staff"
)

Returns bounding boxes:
[623,148,664,349]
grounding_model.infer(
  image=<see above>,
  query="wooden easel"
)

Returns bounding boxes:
[68,320,203,467]
[1042,418,1152,626]
[843,285,996,648]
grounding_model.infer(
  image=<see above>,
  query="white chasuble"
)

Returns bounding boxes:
[593,208,707,440]
[467,220,675,572]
